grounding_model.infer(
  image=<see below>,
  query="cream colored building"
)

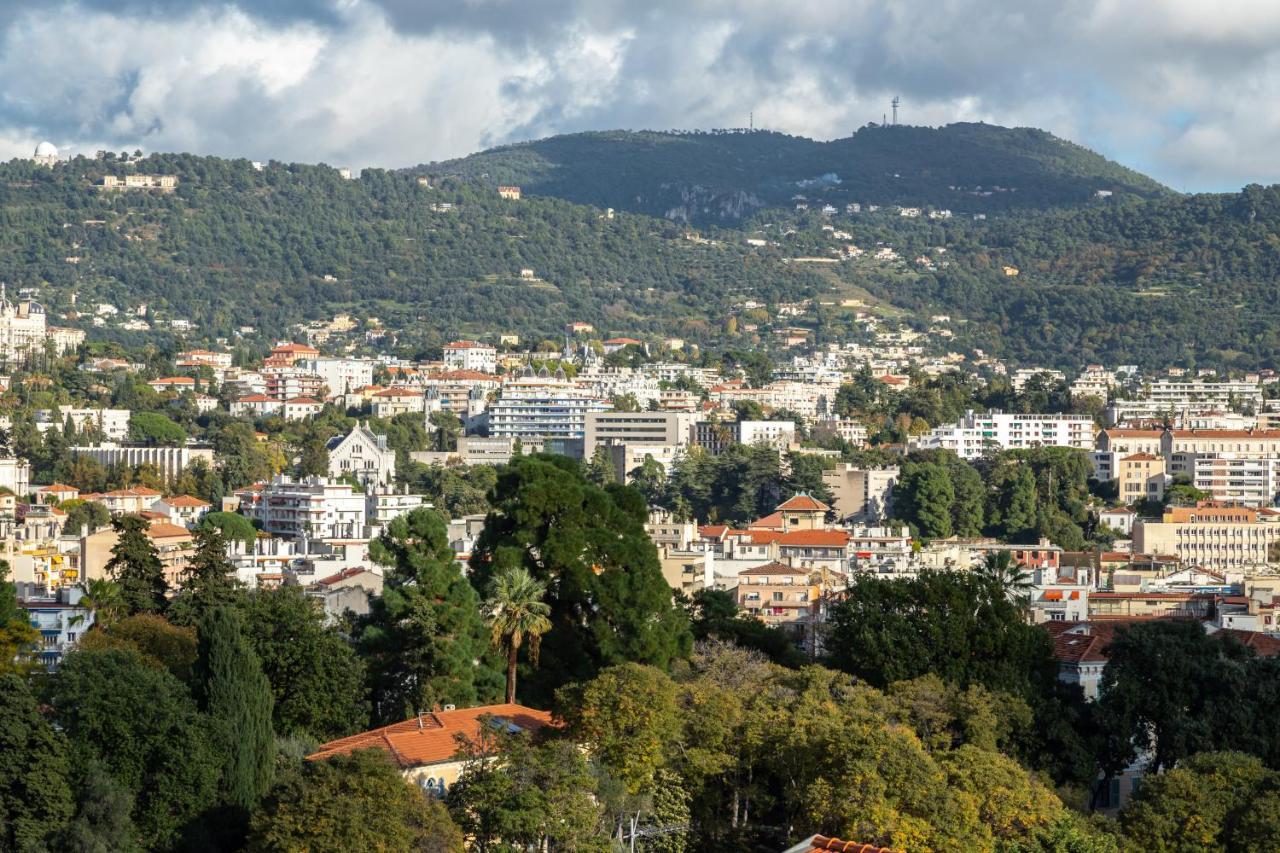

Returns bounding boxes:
[1115,453,1166,502]
[1134,505,1280,571]
[101,174,178,191]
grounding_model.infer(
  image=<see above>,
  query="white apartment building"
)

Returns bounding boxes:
[299,357,375,397]
[691,420,797,454]
[69,444,213,483]
[365,492,427,536]
[0,457,30,498]
[0,292,83,366]
[327,424,397,488]
[1108,379,1263,424]
[36,407,130,442]
[1190,455,1280,507]
[442,341,497,374]
[488,377,611,455]
[239,476,366,542]
[913,410,1095,459]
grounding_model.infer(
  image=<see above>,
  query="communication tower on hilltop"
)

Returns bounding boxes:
[891,96,900,126]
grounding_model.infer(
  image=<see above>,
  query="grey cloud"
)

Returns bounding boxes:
[1,0,1279,191]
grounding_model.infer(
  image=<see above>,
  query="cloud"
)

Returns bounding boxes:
[1,0,1280,190]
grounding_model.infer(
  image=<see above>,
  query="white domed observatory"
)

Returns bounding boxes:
[32,141,59,167]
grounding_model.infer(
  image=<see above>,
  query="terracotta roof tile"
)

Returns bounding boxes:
[777,494,830,512]
[778,530,849,547]
[803,836,900,853]
[308,703,555,768]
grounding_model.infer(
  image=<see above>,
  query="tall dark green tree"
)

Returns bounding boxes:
[470,455,692,703]
[104,515,168,616]
[360,508,502,723]
[194,607,276,812]
[243,586,368,741]
[168,528,243,626]
[0,673,74,852]
[48,649,220,847]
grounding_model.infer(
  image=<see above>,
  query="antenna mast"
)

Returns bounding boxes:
[892,96,900,126]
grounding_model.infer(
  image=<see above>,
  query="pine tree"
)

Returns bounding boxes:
[360,508,501,723]
[104,516,168,616]
[195,607,275,811]
[169,528,242,626]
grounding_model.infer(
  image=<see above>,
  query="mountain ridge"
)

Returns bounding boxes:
[421,123,1172,223]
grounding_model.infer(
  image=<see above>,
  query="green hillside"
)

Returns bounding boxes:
[5,143,1280,373]
[0,153,824,350]
[423,124,1172,222]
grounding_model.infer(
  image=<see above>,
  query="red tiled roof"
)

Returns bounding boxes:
[777,494,830,512]
[151,376,195,385]
[443,340,490,349]
[271,342,319,354]
[697,525,728,539]
[308,704,555,768]
[37,483,78,493]
[237,394,276,403]
[778,530,849,547]
[285,396,322,405]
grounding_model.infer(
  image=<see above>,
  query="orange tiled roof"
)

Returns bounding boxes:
[777,494,830,512]
[285,396,322,405]
[778,530,849,547]
[748,511,786,530]
[164,495,211,507]
[237,393,276,403]
[147,522,194,539]
[314,566,376,586]
[37,483,78,493]
[308,704,555,768]
[801,836,900,853]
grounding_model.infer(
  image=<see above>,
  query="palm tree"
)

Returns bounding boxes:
[976,551,1033,612]
[73,577,125,631]
[484,567,552,704]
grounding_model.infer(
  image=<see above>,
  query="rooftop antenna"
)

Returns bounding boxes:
[892,96,900,126]
[749,111,753,132]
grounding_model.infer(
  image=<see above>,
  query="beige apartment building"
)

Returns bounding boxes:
[1134,505,1280,571]
[734,561,818,636]
[1115,453,1166,502]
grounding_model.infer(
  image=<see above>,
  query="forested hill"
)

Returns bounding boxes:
[843,183,1280,370]
[0,153,825,350]
[422,124,1172,223]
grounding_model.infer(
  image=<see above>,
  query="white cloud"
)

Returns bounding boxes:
[1,0,1280,189]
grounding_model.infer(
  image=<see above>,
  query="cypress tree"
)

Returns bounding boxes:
[169,528,242,626]
[195,607,275,811]
[104,515,168,616]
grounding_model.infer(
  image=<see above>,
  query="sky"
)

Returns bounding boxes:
[4,0,1280,192]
